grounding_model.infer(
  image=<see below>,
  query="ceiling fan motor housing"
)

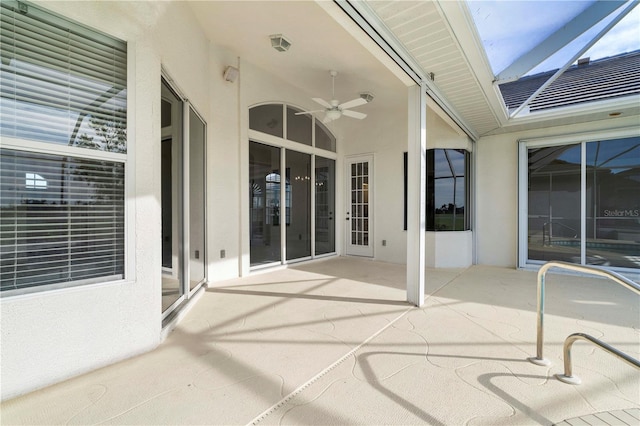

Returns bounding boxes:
[326,109,342,120]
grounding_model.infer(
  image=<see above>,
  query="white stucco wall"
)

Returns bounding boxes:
[0,0,231,400]
[426,231,473,268]
[339,94,472,266]
[340,97,408,264]
[476,116,640,267]
[207,48,242,281]
[425,102,473,268]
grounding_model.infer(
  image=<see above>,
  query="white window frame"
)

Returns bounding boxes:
[0,4,133,297]
[518,126,640,276]
[1,138,131,297]
[160,70,208,321]
[247,102,338,272]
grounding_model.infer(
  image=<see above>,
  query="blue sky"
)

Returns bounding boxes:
[468,0,640,76]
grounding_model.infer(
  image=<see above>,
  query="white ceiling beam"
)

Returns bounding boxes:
[495,0,628,83]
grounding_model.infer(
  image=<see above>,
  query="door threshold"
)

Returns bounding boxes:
[161,285,206,340]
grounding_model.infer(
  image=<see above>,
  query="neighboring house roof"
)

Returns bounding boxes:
[499,50,640,112]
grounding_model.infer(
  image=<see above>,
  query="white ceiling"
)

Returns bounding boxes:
[188,1,409,116]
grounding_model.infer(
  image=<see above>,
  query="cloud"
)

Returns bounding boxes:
[583,6,640,60]
[469,1,640,76]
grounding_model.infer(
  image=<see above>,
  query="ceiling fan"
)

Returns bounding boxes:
[296,70,370,123]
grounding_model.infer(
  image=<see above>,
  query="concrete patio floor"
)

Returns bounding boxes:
[1,257,639,425]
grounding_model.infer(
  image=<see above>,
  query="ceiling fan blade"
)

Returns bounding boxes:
[295,109,324,115]
[312,98,331,108]
[342,109,367,120]
[338,97,367,110]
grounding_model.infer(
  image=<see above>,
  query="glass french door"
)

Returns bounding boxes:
[285,150,312,261]
[315,157,335,255]
[249,141,335,266]
[346,155,373,257]
[249,142,282,266]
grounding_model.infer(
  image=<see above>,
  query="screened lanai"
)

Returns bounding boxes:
[471,0,640,117]
[333,0,640,298]
[1,0,638,410]
[346,0,640,136]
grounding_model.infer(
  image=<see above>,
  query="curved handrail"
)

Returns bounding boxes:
[528,261,640,366]
[555,332,640,385]
[541,222,578,246]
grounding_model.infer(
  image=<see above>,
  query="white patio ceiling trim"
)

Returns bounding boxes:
[338,0,640,138]
[343,0,503,138]
[335,0,481,141]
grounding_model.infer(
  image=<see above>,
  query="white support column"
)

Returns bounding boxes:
[406,83,427,307]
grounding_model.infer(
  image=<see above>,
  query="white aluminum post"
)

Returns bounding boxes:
[281,148,287,263]
[311,154,316,258]
[406,83,427,306]
[183,100,191,298]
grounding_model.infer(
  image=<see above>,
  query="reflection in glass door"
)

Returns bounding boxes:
[286,150,311,261]
[249,142,282,266]
[160,77,207,318]
[524,136,640,271]
[585,138,640,268]
[346,155,373,257]
[249,143,337,266]
[315,157,335,255]
[161,80,184,313]
[188,107,206,290]
[527,144,581,263]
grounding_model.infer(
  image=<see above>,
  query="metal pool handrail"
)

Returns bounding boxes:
[528,261,640,367]
[555,332,640,385]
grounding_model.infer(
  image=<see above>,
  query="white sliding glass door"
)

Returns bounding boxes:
[161,77,207,319]
[248,103,337,269]
[520,133,640,273]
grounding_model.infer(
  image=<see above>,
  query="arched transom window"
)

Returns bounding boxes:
[249,103,336,152]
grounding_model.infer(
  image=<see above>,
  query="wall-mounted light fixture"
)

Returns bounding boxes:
[270,34,292,52]
[223,65,239,82]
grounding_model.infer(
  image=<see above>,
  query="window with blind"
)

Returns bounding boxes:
[0,149,125,292]
[0,1,127,295]
[0,1,127,151]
